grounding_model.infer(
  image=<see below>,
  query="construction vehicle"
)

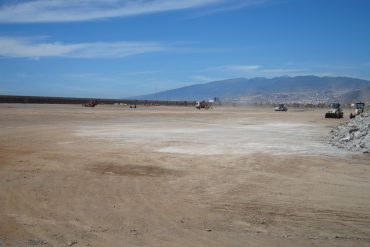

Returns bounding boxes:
[130,103,137,109]
[274,104,288,111]
[325,103,343,118]
[83,99,98,107]
[350,102,365,119]
[195,100,212,110]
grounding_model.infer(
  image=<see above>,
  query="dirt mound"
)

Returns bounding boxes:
[329,113,370,153]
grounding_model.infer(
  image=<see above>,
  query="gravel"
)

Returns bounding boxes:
[329,113,370,153]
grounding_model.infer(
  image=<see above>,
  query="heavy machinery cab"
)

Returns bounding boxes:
[330,103,341,110]
[355,103,365,111]
[350,102,365,119]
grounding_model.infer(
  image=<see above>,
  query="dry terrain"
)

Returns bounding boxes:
[0,104,369,247]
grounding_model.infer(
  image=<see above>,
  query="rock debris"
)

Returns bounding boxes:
[329,113,370,153]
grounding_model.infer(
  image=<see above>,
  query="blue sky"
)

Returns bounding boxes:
[0,0,369,98]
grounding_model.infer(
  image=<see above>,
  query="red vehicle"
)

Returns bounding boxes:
[83,99,98,107]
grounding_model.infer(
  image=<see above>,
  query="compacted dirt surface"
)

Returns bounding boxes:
[0,104,369,247]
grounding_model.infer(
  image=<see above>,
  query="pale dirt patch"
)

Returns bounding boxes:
[77,122,345,155]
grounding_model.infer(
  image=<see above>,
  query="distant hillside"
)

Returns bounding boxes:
[135,76,370,104]
[340,87,370,103]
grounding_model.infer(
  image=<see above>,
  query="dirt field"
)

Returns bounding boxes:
[1,104,369,247]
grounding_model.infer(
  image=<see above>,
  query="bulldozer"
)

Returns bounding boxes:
[349,102,365,119]
[325,103,343,118]
[274,104,288,111]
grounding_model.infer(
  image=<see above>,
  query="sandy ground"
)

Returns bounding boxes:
[0,104,369,247]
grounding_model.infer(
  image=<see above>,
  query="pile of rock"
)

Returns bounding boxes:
[329,113,370,153]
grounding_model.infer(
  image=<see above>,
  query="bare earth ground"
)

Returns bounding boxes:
[0,104,369,247]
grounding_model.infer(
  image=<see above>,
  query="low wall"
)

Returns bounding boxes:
[0,95,194,106]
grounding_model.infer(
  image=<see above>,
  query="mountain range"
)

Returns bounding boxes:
[135,76,370,104]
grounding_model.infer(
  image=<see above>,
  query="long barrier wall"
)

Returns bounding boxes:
[0,95,194,106]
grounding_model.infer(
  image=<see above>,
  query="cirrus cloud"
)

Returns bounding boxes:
[0,0,223,23]
[0,36,168,59]
[0,0,271,23]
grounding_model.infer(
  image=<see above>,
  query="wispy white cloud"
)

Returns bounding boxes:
[205,64,309,77]
[187,0,268,18]
[260,68,308,74]
[0,36,168,59]
[316,64,357,70]
[0,0,225,23]
[191,75,225,82]
[223,64,262,72]
[206,64,262,72]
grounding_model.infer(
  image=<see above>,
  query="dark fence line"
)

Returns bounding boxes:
[0,95,194,106]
